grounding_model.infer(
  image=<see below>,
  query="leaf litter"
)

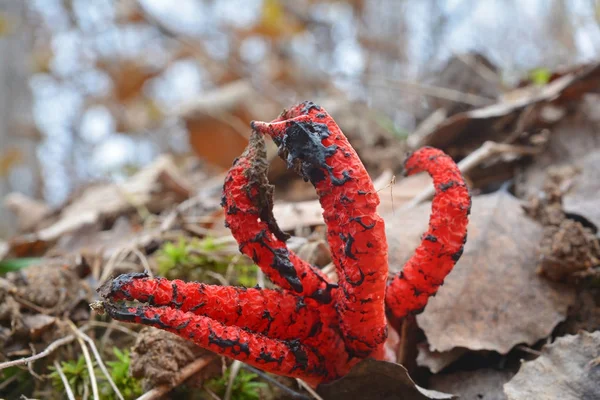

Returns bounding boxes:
[2,60,600,399]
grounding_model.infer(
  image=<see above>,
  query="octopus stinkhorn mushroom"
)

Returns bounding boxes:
[98,101,471,387]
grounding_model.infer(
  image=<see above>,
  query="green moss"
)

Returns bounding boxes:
[155,237,258,286]
[49,349,142,400]
[204,367,268,400]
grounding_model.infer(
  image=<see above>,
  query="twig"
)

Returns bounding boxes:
[0,373,19,391]
[204,387,223,400]
[131,247,153,277]
[403,141,541,208]
[364,75,495,106]
[224,360,242,400]
[0,335,76,370]
[53,360,76,400]
[27,344,44,381]
[86,320,139,337]
[136,356,216,400]
[237,364,310,400]
[68,323,99,400]
[296,379,324,400]
[75,326,126,400]
[516,345,542,356]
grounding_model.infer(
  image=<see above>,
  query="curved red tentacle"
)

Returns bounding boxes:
[222,131,336,303]
[252,102,389,357]
[99,272,331,341]
[385,147,471,320]
[103,303,345,386]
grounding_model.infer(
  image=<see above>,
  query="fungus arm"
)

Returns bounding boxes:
[252,102,389,357]
[222,131,336,303]
[385,147,471,319]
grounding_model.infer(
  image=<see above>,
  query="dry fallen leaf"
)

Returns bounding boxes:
[416,344,468,374]
[430,369,514,400]
[272,173,431,231]
[418,63,600,150]
[522,103,600,197]
[34,155,188,243]
[317,359,455,400]
[503,331,600,400]
[386,191,576,354]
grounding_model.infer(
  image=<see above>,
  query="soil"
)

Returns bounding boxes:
[130,327,219,389]
[524,166,600,282]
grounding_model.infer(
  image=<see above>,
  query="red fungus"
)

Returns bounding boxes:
[98,102,470,386]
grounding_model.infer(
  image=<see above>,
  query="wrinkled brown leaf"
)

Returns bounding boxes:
[4,193,51,232]
[503,331,600,400]
[273,173,431,231]
[563,150,600,229]
[386,191,576,354]
[522,102,600,196]
[419,63,600,150]
[430,369,514,400]
[22,155,188,244]
[317,359,455,400]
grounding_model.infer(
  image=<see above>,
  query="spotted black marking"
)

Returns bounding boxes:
[189,301,206,312]
[358,190,367,195]
[226,205,240,215]
[262,310,274,334]
[251,249,260,264]
[257,350,284,364]
[351,216,375,230]
[424,234,438,242]
[330,170,351,186]
[339,233,358,260]
[438,180,459,192]
[172,283,183,307]
[307,321,323,338]
[300,101,321,115]
[309,281,337,304]
[104,271,149,299]
[175,320,190,330]
[208,329,250,355]
[451,246,464,262]
[315,112,326,119]
[344,265,365,287]
[295,297,306,312]
[286,340,309,371]
[340,194,354,204]
[250,230,303,292]
[281,121,335,184]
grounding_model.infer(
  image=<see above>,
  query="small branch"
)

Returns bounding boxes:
[404,141,540,208]
[0,335,76,370]
[136,356,216,400]
[77,328,125,400]
[224,360,242,400]
[240,364,310,400]
[68,323,99,400]
[296,379,324,400]
[364,75,495,106]
[53,360,76,400]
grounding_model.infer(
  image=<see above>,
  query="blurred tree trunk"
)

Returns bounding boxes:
[0,0,38,238]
